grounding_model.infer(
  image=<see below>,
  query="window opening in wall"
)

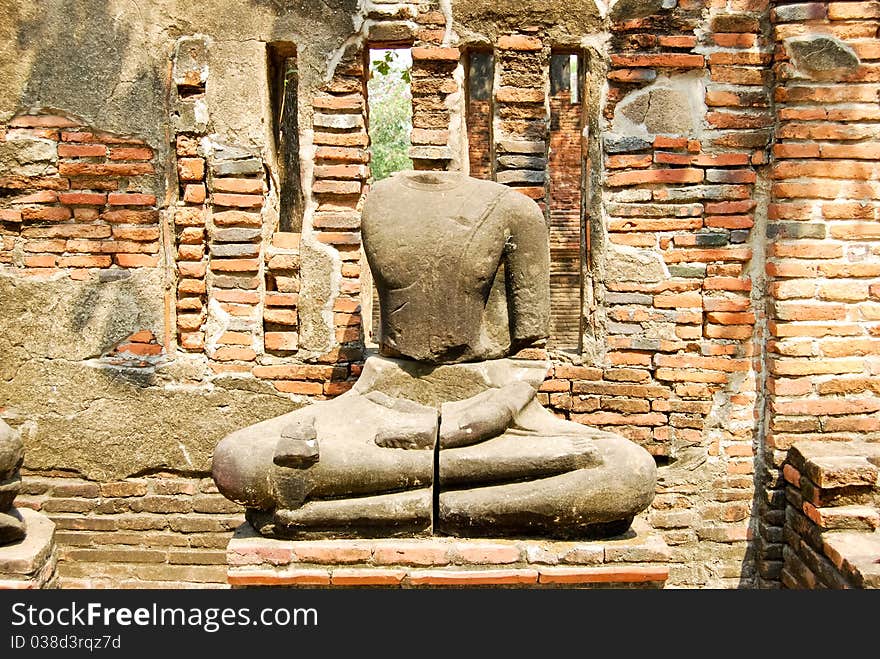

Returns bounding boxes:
[367,48,413,182]
[466,50,495,180]
[548,50,585,352]
[550,52,581,105]
[267,42,303,232]
[366,47,413,344]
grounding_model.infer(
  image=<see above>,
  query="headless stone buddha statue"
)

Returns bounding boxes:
[212,170,656,539]
[0,420,26,545]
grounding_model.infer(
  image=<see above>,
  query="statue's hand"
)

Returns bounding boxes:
[373,413,438,450]
[439,381,536,449]
[365,391,439,451]
[274,417,319,468]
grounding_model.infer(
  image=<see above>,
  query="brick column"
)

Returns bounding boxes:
[764,0,880,585]
[494,33,549,206]
[410,43,460,169]
[171,37,210,354]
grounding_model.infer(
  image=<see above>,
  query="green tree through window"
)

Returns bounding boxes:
[368,49,413,181]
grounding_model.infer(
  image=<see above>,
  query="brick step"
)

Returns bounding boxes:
[226,519,669,589]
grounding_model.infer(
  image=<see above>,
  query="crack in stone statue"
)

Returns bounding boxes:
[213,171,656,539]
[0,420,26,545]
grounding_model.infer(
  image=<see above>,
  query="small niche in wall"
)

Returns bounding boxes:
[466,50,495,180]
[267,42,304,233]
[548,50,586,352]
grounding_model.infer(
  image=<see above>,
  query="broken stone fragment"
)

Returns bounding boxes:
[617,85,696,136]
[610,0,675,21]
[603,134,652,154]
[274,417,319,468]
[0,137,57,177]
[173,36,209,88]
[786,35,860,79]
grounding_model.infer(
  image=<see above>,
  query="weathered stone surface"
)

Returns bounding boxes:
[786,36,860,79]
[0,509,54,577]
[610,0,671,22]
[366,20,414,42]
[0,271,164,364]
[451,0,603,37]
[495,169,546,184]
[210,242,260,258]
[603,135,651,154]
[496,140,545,154]
[497,155,546,169]
[209,227,262,243]
[363,172,549,363]
[0,421,23,483]
[604,245,667,283]
[408,145,453,160]
[211,158,263,177]
[173,36,208,87]
[5,358,296,481]
[296,239,334,354]
[0,272,296,481]
[617,84,698,136]
[0,137,57,177]
[313,113,363,130]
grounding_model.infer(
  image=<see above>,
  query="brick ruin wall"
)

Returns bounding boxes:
[1,0,879,588]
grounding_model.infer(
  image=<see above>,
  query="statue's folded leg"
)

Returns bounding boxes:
[253,489,433,538]
[213,390,436,538]
[437,435,657,539]
[439,432,603,487]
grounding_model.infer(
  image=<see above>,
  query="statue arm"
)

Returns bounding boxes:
[501,191,551,351]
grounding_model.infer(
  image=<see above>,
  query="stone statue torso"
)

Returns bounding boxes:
[362,171,551,363]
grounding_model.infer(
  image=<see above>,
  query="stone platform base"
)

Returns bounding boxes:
[0,508,58,589]
[226,519,669,588]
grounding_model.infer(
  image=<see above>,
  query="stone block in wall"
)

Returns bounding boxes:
[173,36,209,88]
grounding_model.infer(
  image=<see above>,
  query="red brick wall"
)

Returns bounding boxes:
[4,0,880,590]
[0,115,159,274]
[467,98,492,179]
[548,72,584,349]
[17,475,239,588]
[761,0,880,584]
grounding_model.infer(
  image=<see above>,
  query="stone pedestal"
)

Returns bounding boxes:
[226,518,669,588]
[0,509,58,589]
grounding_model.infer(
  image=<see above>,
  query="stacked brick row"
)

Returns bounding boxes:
[781,441,880,588]
[227,521,670,588]
[171,37,211,354]
[493,33,549,204]
[410,9,459,169]
[0,114,159,275]
[205,148,267,372]
[310,40,367,380]
[263,231,301,354]
[173,135,209,353]
[16,475,241,588]
[465,51,494,180]
[761,0,880,585]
